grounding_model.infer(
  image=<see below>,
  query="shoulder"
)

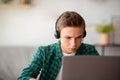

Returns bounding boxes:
[77,43,99,55]
[36,42,58,56]
[81,43,95,48]
[38,42,58,51]
[80,43,97,52]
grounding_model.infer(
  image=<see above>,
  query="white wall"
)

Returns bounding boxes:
[0,0,120,46]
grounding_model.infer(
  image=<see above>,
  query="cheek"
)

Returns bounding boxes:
[76,39,83,46]
[61,39,70,46]
[63,39,69,44]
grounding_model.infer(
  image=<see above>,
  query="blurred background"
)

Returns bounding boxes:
[0,0,120,80]
[0,0,120,46]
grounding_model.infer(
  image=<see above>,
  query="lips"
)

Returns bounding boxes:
[69,48,76,51]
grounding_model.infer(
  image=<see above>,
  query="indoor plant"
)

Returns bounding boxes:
[96,23,114,45]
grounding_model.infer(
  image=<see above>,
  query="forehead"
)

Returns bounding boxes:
[60,27,84,36]
[61,26,84,32]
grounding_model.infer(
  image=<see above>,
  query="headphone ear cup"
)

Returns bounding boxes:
[54,31,60,39]
[83,30,86,38]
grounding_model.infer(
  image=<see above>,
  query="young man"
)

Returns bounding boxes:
[18,11,99,80]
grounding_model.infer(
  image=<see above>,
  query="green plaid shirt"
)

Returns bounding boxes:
[18,41,99,80]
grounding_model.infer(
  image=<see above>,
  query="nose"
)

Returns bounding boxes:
[70,39,76,47]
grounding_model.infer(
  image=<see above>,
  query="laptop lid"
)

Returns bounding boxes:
[62,56,120,80]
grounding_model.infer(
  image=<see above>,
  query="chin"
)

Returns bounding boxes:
[69,50,76,53]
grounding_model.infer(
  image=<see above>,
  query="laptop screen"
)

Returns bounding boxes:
[62,56,120,80]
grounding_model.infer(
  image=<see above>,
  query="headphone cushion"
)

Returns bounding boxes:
[54,31,60,39]
[83,30,86,38]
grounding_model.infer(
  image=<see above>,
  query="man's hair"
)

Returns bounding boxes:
[56,11,86,32]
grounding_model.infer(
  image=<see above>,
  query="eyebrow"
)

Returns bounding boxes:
[64,34,83,38]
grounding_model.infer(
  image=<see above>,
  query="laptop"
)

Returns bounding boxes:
[62,56,120,80]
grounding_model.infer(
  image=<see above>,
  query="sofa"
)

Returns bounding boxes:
[0,46,37,80]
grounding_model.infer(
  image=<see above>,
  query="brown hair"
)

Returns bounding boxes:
[56,11,86,32]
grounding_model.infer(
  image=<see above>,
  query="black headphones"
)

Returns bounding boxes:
[54,24,60,39]
[54,14,87,39]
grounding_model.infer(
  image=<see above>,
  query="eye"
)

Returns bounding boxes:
[77,36,82,39]
[65,37,71,39]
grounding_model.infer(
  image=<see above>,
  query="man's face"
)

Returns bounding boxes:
[60,27,84,54]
